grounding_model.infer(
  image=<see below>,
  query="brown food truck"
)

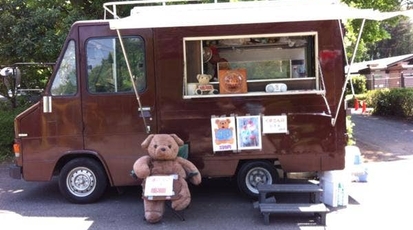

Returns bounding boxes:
[8,0,402,203]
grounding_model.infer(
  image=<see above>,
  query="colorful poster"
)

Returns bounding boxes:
[211,117,237,152]
[262,115,288,134]
[236,115,262,150]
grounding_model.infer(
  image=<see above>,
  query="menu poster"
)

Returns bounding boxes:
[262,115,288,134]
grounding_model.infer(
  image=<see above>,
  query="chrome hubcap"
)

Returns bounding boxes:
[67,167,96,197]
[245,167,272,194]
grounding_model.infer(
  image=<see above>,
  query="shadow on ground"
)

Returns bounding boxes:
[357,141,410,163]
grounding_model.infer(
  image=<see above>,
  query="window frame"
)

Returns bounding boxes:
[183,31,323,99]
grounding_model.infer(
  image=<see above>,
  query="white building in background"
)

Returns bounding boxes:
[345,54,413,90]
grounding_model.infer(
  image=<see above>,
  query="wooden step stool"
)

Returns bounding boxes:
[256,183,329,226]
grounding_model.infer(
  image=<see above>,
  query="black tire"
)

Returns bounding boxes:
[237,161,278,198]
[59,158,108,204]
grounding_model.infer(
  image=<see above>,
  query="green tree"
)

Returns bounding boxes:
[341,0,403,62]
[1,0,75,64]
[0,0,109,107]
[370,17,413,58]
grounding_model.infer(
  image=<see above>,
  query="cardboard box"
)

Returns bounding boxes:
[320,170,349,207]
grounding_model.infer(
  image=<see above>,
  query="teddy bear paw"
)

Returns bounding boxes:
[171,197,191,211]
[145,211,163,224]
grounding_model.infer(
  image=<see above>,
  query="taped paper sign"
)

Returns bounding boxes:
[144,175,175,197]
[262,115,288,134]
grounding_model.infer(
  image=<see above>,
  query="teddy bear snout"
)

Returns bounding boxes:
[154,146,177,160]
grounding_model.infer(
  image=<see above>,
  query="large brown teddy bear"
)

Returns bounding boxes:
[133,134,202,223]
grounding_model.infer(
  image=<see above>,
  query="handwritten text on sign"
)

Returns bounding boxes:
[262,115,288,134]
[144,175,175,197]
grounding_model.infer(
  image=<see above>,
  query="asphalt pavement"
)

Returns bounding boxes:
[327,112,413,229]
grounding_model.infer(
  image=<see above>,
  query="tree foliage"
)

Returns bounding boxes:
[0,0,108,106]
[370,18,413,58]
[341,0,405,62]
[0,0,134,65]
[2,0,73,64]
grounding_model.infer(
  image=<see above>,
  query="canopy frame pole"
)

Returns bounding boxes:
[317,59,332,116]
[116,29,150,133]
[332,18,366,126]
[339,21,356,97]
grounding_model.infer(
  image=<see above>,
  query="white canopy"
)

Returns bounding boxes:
[106,0,409,30]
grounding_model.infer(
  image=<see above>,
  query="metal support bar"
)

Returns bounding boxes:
[332,19,366,127]
[103,0,202,19]
[116,29,150,133]
[317,59,332,118]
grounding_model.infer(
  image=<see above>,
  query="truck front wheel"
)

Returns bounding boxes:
[237,161,278,198]
[59,158,108,204]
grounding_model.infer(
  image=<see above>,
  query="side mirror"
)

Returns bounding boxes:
[1,67,21,92]
[0,67,13,77]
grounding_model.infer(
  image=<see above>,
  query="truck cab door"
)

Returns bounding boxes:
[22,39,85,181]
[79,24,156,186]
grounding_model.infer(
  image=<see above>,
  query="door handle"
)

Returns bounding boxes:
[138,107,151,112]
[138,107,151,118]
[43,96,52,113]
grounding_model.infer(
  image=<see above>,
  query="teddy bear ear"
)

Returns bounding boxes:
[207,74,212,80]
[197,74,201,80]
[141,134,155,149]
[170,134,184,146]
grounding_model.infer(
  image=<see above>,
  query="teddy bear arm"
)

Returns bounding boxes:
[176,157,202,185]
[133,155,152,178]
[176,157,199,173]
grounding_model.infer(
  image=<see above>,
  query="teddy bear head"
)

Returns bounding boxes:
[215,118,231,129]
[141,134,184,160]
[196,74,212,85]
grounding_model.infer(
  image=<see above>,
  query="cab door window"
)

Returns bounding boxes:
[86,36,146,94]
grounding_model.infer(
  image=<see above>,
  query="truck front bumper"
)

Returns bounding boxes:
[9,164,22,179]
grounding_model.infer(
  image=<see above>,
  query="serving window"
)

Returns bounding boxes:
[183,32,321,98]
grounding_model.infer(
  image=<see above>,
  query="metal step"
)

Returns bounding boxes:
[257,183,323,203]
[259,203,329,225]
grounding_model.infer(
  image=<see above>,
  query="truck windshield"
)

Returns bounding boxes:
[51,40,77,96]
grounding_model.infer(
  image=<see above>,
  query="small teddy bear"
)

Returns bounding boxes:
[133,134,202,224]
[195,74,217,95]
[197,74,212,85]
